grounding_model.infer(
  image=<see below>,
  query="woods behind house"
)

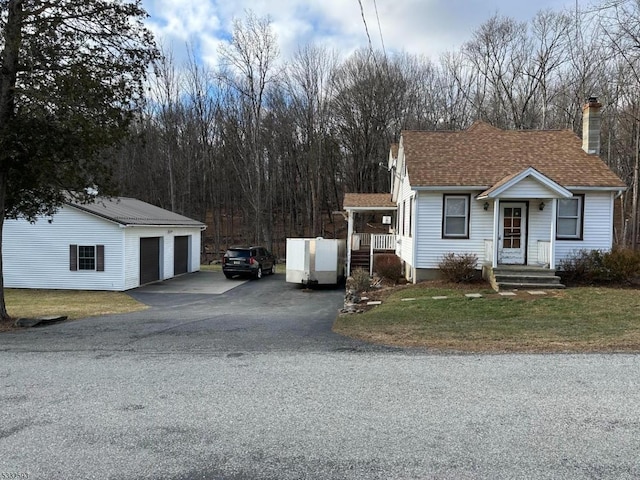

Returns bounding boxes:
[111,4,640,255]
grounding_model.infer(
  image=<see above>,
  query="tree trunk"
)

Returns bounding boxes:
[0,172,9,320]
[0,0,23,321]
[632,121,639,250]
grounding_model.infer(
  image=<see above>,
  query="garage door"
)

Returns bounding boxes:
[140,237,161,285]
[174,236,189,275]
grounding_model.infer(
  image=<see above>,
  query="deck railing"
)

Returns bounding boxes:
[371,234,396,251]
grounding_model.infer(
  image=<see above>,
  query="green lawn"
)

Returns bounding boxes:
[333,283,640,352]
[2,289,147,331]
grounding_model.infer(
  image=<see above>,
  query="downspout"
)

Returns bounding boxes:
[412,193,418,283]
[550,199,557,269]
[492,199,500,268]
[346,210,353,277]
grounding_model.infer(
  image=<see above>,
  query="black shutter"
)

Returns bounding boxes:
[70,245,78,271]
[96,245,105,272]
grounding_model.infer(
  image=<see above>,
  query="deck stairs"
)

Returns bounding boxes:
[350,250,370,274]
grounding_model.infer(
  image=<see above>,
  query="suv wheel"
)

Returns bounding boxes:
[254,266,262,280]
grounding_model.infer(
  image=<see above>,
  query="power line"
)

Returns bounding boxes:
[357,0,374,53]
[373,0,386,56]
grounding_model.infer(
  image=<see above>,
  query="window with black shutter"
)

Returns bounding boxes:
[69,244,104,271]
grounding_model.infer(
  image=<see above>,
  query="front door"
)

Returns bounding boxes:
[499,203,527,265]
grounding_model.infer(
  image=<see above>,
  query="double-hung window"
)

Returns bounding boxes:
[443,195,470,239]
[70,244,105,271]
[556,195,583,240]
[78,246,96,270]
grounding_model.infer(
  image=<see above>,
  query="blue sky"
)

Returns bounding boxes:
[141,0,595,67]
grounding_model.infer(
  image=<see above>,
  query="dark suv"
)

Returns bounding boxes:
[222,246,276,280]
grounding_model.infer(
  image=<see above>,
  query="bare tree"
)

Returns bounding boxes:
[285,44,338,236]
[217,11,280,245]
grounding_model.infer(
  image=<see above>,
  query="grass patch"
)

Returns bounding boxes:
[1,289,147,332]
[334,283,640,352]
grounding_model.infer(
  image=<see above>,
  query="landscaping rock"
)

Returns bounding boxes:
[341,288,363,313]
[14,315,68,328]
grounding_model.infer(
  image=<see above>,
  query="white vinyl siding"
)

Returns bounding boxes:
[497,177,561,199]
[396,171,415,267]
[123,227,201,290]
[555,191,615,262]
[415,191,490,269]
[3,208,125,290]
[526,203,552,265]
[4,206,202,291]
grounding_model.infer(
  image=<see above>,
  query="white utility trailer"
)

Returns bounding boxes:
[286,237,346,285]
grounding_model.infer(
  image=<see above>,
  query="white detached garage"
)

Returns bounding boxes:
[3,197,206,291]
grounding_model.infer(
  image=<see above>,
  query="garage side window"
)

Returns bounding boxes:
[70,244,105,271]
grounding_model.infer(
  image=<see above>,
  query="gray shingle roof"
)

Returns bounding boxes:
[68,197,205,227]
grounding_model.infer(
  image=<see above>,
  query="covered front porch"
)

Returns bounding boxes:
[476,167,573,290]
[477,167,574,271]
[343,193,397,276]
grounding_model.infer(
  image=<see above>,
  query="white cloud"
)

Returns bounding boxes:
[141,0,592,68]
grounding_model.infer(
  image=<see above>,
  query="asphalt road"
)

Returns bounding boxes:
[1,272,639,479]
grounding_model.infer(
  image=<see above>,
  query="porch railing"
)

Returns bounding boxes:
[369,234,397,275]
[484,239,493,263]
[371,234,396,251]
[352,233,370,250]
[353,232,396,251]
[537,240,551,267]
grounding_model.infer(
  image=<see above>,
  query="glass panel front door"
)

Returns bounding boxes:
[499,203,526,264]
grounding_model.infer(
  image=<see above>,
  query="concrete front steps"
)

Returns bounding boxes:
[483,265,565,291]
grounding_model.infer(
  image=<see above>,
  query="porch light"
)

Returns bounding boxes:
[483,201,489,211]
[539,201,545,211]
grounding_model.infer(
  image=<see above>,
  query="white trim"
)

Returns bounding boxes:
[563,186,626,191]
[346,212,354,277]
[550,199,557,269]
[556,196,583,239]
[498,202,527,265]
[413,185,488,191]
[344,207,396,212]
[478,167,572,199]
[492,199,500,268]
[443,195,470,238]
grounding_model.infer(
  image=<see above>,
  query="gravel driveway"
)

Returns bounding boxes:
[1,272,639,479]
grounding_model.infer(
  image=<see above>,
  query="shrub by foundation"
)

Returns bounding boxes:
[374,254,403,283]
[438,252,478,283]
[347,268,372,293]
[559,248,640,285]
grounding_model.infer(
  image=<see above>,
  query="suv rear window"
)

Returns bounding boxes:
[226,249,250,258]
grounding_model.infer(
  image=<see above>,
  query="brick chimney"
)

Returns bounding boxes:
[582,96,602,155]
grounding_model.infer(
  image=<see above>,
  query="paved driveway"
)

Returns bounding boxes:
[1,272,639,479]
[2,271,368,354]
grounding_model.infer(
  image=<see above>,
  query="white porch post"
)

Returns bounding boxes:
[346,210,354,277]
[550,198,557,269]
[492,199,500,268]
